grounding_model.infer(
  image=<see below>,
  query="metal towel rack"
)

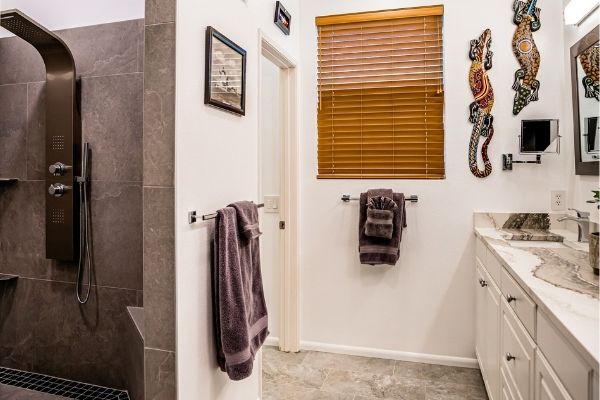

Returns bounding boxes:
[341,194,418,203]
[188,203,265,224]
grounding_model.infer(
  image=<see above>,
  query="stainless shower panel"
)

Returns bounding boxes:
[1,9,81,261]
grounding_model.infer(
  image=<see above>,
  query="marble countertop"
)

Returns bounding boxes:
[474,213,599,368]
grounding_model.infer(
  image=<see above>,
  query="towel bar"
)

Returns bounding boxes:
[341,194,418,203]
[188,203,265,224]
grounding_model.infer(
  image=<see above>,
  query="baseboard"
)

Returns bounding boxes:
[265,336,279,347]
[300,340,479,369]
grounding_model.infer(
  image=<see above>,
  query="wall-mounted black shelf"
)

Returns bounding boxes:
[0,274,19,283]
[0,178,19,184]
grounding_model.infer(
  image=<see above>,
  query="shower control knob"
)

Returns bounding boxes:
[48,183,69,197]
[49,162,71,176]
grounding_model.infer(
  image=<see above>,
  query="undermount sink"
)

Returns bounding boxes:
[508,241,565,249]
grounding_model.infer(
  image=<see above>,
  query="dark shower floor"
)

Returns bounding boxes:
[0,368,129,400]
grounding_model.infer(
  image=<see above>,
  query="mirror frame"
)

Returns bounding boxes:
[570,25,600,176]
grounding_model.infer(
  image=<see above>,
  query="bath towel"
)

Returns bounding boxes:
[359,189,406,265]
[365,196,397,239]
[212,201,269,381]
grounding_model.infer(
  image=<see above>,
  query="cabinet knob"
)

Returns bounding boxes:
[506,353,516,362]
[506,294,516,303]
[479,279,488,288]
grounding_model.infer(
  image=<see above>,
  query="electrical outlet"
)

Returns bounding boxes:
[551,190,566,211]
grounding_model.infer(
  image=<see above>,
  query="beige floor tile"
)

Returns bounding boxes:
[263,360,328,389]
[303,351,396,375]
[263,381,353,400]
[321,370,426,399]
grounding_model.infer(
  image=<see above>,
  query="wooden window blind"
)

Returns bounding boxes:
[316,5,445,179]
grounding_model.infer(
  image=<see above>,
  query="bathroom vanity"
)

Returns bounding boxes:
[474,213,599,400]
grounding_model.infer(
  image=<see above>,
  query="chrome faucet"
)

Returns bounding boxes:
[557,208,591,243]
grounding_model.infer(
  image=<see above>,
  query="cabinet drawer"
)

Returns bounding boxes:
[534,350,572,400]
[501,268,536,338]
[501,366,521,400]
[537,311,591,400]
[501,299,536,400]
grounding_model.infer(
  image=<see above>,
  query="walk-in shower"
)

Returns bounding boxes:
[0,9,92,302]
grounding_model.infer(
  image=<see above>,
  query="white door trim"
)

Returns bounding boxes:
[257,30,300,354]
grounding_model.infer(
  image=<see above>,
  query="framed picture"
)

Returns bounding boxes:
[204,26,246,116]
[274,1,291,35]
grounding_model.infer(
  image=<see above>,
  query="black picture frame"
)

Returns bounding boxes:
[274,1,291,35]
[204,26,247,116]
[570,25,599,175]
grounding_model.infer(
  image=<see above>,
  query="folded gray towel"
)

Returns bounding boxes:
[212,202,269,381]
[359,189,407,265]
[365,196,397,239]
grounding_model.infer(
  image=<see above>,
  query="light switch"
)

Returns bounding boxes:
[264,195,280,213]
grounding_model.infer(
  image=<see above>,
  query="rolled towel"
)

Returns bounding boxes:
[365,196,397,239]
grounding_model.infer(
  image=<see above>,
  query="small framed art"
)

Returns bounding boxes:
[274,1,291,35]
[204,26,247,115]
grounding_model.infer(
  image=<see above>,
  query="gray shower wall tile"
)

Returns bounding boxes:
[26,82,46,181]
[58,19,144,78]
[145,348,176,400]
[0,37,45,85]
[143,187,175,351]
[82,73,143,183]
[124,312,145,400]
[146,0,176,25]
[0,277,137,389]
[91,182,143,290]
[0,19,144,85]
[144,22,175,187]
[0,84,27,180]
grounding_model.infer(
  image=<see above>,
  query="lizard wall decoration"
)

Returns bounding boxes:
[512,0,541,115]
[579,43,599,101]
[468,29,495,178]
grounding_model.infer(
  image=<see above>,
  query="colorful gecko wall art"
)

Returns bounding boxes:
[512,0,541,115]
[579,43,599,101]
[468,29,495,178]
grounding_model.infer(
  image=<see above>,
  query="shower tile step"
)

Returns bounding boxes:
[0,368,130,400]
[0,383,68,399]
[0,178,18,184]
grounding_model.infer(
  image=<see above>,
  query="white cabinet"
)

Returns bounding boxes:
[475,237,596,400]
[534,351,572,400]
[476,260,501,400]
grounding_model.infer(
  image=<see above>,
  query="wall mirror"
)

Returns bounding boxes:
[570,25,599,175]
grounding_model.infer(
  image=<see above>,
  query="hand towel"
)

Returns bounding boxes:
[212,202,269,381]
[365,196,397,239]
[359,190,407,265]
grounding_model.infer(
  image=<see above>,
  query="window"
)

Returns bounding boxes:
[316,5,445,179]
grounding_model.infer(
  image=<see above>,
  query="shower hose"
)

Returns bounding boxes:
[77,143,92,304]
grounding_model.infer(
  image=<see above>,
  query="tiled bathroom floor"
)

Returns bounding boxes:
[262,347,489,400]
[0,384,68,400]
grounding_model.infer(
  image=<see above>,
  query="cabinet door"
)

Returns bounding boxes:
[476,262,487,369]
[534,351,572,400]
[476,262,501,400]
[485,269,501,400]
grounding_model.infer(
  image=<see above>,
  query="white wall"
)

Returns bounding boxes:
[562,6,600,222]
[299,0,569,362]
[0,0,143,37]
[175,0,299,399]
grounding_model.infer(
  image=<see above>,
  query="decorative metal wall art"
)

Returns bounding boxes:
[512,0,541,115]
[468,29,495,178]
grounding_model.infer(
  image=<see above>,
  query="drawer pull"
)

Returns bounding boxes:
[506,294,516,303]
[479,279,488,287]
[506,353,516,362]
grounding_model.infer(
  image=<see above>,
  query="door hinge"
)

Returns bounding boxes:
[279,221,286,230]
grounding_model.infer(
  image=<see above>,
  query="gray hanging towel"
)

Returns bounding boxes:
[365,196,398,239]
[359,189,407,265]
[212,201,269,381]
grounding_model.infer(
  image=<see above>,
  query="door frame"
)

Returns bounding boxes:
[257,30,300,353]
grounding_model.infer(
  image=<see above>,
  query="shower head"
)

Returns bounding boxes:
[0,9,74,69]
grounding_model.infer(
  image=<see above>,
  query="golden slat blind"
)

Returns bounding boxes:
[316,6,445,179]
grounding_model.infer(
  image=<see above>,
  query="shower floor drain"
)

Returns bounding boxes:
[0,367,130,400]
